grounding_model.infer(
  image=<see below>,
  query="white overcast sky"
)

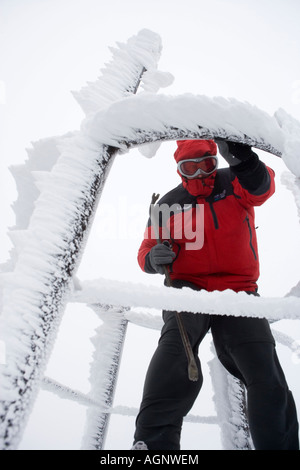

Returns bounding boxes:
[1,0,300,450]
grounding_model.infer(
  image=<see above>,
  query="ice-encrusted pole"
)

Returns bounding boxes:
[209,352,252,450]
[0,29,162,450]
[81,305,128,450]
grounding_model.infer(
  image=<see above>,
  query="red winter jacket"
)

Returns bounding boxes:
[138,143,275,293]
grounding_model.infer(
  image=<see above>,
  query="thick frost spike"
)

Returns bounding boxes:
[73,29,163,116]
[31,171,50,193]
[8,229,32,251]
[9,135,65,234]
[140,69,174,93]
[138,141,162,158]
[10,164,39,230]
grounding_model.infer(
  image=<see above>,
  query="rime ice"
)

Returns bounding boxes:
[1,27,300,451]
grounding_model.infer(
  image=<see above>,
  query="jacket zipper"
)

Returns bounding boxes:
[245,214,257,260]
[209,202,219,229]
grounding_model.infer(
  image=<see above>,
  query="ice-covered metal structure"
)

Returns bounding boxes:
[1,29,300,450]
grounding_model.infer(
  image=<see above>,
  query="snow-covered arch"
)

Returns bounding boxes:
[1,28,300,451]
[73,98,300,450]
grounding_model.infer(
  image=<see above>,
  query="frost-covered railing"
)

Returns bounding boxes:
[40,301,299,451]
[1,28,300,451]
[73,279,300,321]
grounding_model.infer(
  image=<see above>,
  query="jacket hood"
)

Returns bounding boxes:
[174,139,218,163]
[174,139,218,197]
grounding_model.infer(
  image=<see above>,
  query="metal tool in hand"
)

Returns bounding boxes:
[149,193,199,382]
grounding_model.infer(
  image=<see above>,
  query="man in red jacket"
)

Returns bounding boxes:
[132,139,299,450]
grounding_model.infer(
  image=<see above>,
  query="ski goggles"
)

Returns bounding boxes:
[177,156,218,179]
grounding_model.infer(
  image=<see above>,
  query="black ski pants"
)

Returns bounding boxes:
[134,309,299,450]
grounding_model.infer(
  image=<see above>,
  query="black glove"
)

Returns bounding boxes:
[216,140,253,166]
[149,241,176,274]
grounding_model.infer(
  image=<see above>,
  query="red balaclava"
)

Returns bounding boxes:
[174,139,218,197]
